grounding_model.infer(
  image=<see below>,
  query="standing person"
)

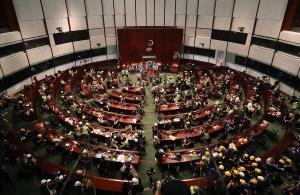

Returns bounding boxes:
[146,167,156,187]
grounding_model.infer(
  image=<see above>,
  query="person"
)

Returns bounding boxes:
[146,167,156,186]
[190,185,199,195]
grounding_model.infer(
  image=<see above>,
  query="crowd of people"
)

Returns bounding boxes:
[0,62,299,195]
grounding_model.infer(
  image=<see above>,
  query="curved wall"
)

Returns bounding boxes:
[0,0,299,97]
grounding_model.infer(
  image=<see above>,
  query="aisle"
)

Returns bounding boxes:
[127,74,160,191]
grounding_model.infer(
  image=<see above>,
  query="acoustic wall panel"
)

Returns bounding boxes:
[13,0,43,21]
[85,0,102,16]
[147,15,155,26]
[75,57,92,66]
[73,40,90,51]
[137,15,147,26]
[90,36,106,48]
[69,17,87,31]
[195,29,211,49]
[185,28,196,36]
[41,0,68,18]
[183,54,194,60]
[248,45,274,64]
[136,0,146,15]
[197,16,213,28]
[210,40,227,51]
[246,67,265,79]
[51,43,74,57]
[106,37,117,46]
[196,29,211,37]
[273,52,300,76]
[87,16,103,29]
[279,31,300,44]
[176,0,186,14]
[194,54,209,62]
[126,15,136,26]
[125,0,136,14]
[89,29,105,37]
[185,36,195,46]
[27,46,52,64]
[187,0,198,14]
[255,19,282,38]
[7,78,32,96]
[147,0,155,15]
[165,0,175,14]
[227,42,249,56]
[195,36,211,49]
[105,28,116,37]
[67,0,86,17]
[0,52,29,76]
[198,0,215,16]
[92,55,107,62]
[295,90,300,98]
[257,0,288,20]
[155,0,165,15]
[176,15,186,27]
[227,62,246,72]
[114,0,125,14]
[0,32,22,45]
[213,17,231,30]
[231,18,255,33]
[186,16,197,28]
[280,82,294,96]
[209,58,216,64]
[215,0,234,17]
[104,16,115,27]
[46,18,70,34]
[19,20,47,39]
[165,15,175,26]
[102,0,114,15]
[155,15,164,26]
[107,54,118,60]
[115,15,126,27]
[233,0,259,18]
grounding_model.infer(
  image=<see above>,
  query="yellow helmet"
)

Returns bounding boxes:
[218,153,224,158]
[233,169,239,175]
[225,171,231,177]
[255,168,262,174]
[250,178,258,185]
[251,162,258,167]
[250,156,255,161]
[240,179,246,185]
[286,159,292,164]
[220,145,226,151]
[243,153,249,158]
[279,159,285,164]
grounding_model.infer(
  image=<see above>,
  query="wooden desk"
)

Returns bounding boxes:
[33,121,140,165]
[94,97,142,115]
[122,86,145,95]
[109,91,144,104]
